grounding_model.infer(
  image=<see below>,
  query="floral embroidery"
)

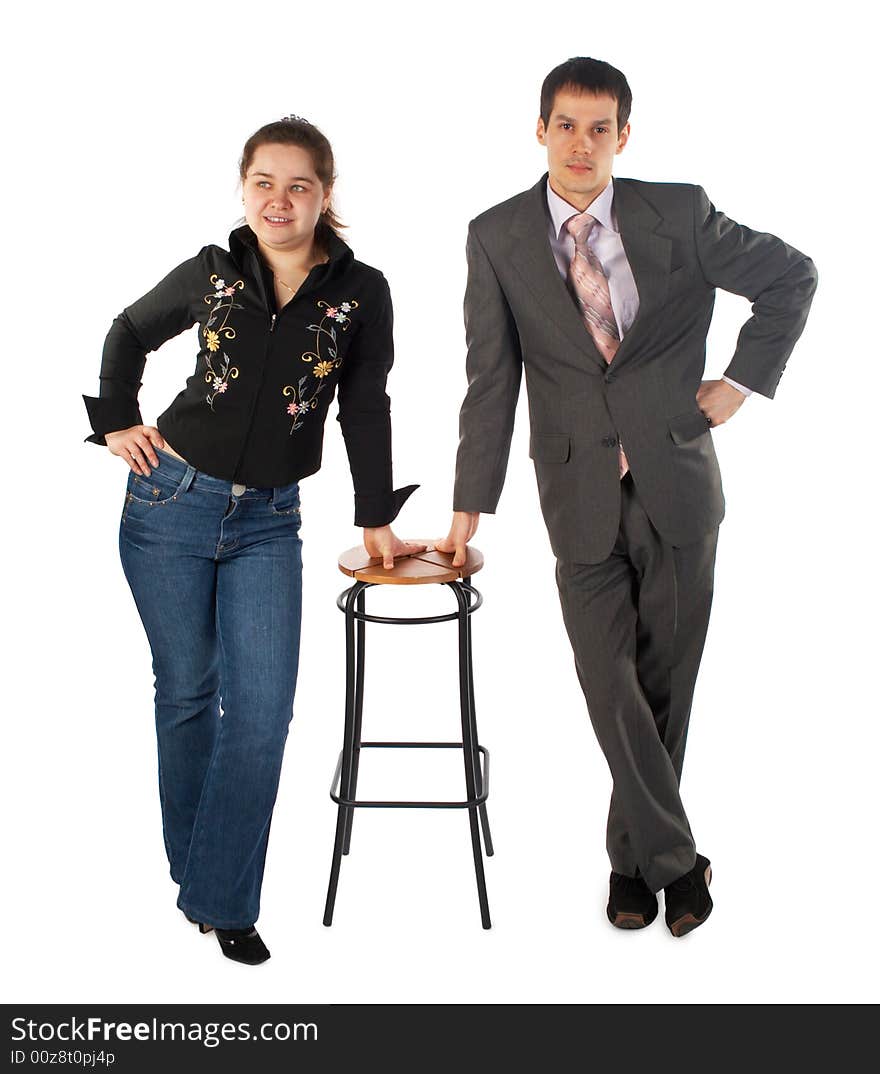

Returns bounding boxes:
[282,298,359,433]
[202,274,244,409]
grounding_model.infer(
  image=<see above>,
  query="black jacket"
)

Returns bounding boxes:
[83,224,417,527]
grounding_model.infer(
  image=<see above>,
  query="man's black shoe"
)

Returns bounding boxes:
[664,854,713,937]
[607,871,658,929]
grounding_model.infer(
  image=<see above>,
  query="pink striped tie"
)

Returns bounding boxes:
[565,212,629,479]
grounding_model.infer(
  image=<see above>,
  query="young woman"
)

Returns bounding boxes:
[83,116,421,965]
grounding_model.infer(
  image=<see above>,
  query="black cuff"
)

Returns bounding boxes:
[82,394,143,446]
[354,484,419,528]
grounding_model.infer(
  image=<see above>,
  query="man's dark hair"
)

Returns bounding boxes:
[540,57,632,133]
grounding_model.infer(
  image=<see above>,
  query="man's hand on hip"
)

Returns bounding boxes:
[436,511,480,568]
[696,379,747,427]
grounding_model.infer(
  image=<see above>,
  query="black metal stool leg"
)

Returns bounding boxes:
[323,581,365,926]
[342,586,366,855]
[453,582,491,929]
[463,575,494,857]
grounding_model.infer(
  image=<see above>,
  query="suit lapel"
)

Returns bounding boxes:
[509,176,606,370]
[509,174,673,373]
[610,178,673,370]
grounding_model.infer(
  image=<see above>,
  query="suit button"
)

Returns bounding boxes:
[605,372,615,383]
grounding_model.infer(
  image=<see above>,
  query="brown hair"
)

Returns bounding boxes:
[239,116,345,243]
[540,57,632,134]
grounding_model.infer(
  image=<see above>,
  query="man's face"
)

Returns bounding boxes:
[536,89,630,210]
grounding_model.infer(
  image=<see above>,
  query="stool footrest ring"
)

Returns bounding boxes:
[336,581,482,623]
[330,742,489,809]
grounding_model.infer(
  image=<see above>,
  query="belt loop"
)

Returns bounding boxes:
[179,465,197,494]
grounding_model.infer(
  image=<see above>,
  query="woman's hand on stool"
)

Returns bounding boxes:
[435,511,480,568]
[363,527,427,570]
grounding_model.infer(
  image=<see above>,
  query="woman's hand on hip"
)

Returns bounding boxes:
[362,527,427,570]
[106,425,166,476]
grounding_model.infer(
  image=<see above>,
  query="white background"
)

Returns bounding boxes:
[3,0,877,1004]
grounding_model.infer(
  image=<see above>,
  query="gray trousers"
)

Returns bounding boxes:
[555,471,719,893]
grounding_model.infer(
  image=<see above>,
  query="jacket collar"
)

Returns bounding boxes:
[228,222,355,276]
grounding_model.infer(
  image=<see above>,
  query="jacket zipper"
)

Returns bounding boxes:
[228,245,329,481]
[231,255,282,480]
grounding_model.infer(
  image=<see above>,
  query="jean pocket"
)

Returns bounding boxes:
[126,468,188,505]
[270,482,301,517]
[270,502,302,519]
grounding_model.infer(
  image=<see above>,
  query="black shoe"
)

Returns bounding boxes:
[215,926,271,965]
[607,871,658,929]
[664,854,713,937]
[182,911,213,935]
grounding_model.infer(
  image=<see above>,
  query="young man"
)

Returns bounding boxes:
[436,57,817,936]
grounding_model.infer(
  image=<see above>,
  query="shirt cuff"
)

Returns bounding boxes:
[355,484,419,528]
[721,375,753,397]
[82,394,142,445]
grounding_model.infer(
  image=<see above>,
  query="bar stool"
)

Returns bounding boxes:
[323,541,493,930]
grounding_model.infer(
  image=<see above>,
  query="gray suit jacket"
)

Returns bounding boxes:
[452,174,818,563]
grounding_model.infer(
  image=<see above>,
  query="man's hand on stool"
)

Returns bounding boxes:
[436,511,480,568]
[363,527,427,570]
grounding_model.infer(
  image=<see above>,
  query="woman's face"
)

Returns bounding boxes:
[242,142,331,254]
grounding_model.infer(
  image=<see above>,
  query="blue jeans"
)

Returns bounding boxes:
[118,447,302,929]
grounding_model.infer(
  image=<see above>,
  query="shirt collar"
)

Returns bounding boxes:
[228,223,354,274]
[546,176,618,239]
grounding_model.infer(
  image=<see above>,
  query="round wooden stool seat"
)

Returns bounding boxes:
[337,540,484,585]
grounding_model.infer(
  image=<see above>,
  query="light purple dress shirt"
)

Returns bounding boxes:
[545,179,752,397]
